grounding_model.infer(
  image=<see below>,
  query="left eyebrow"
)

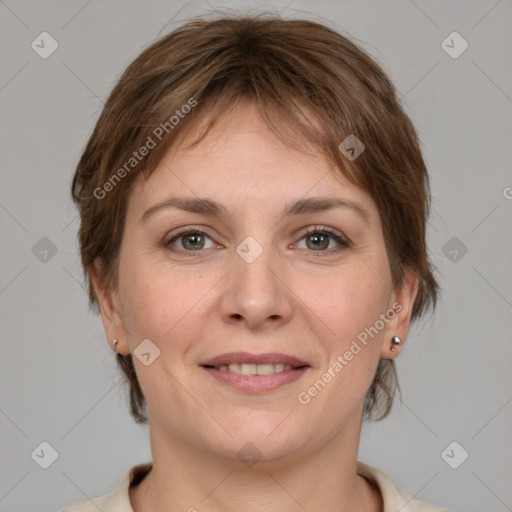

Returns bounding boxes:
[281,196,370,226]
[140,195,371,226]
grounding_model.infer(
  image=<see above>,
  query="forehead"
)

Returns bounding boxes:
[127,102,377,222]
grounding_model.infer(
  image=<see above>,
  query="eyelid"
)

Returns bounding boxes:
[164,224,349,241]
[164,224,351,258]
[164,225,218,243]
[298,224,350,243]
[293,225,351,253]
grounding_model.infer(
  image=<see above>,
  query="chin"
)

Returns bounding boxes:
[203,413,310,465]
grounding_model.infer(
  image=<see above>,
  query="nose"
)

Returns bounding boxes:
[219,240,294,331]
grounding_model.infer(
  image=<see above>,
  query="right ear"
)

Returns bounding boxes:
[90,259,129,355]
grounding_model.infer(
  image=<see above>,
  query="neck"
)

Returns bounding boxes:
[130,411,382,512]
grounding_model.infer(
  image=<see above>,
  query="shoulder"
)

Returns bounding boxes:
[61,462,153,512]
[356,460,454,512]
[62,460,453,512]
[62,494,114,512]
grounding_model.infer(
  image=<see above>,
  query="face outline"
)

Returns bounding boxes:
[92,101,419,467]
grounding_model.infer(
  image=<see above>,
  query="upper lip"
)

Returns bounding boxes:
[200,352,309,368]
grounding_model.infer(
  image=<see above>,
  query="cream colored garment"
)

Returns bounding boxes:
[62,460,453,512]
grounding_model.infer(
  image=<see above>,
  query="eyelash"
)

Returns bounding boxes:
[164,225,351,258]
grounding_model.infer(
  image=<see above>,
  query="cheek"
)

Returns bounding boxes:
[118,255,213,349]
[299,276,386,411]
[310,262,390,341]
[303,260,390,397]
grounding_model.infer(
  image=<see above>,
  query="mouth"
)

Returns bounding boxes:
[200,352,310,393]
[206,362,299,375]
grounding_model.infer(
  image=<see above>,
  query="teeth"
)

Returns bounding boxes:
[256,364,274,375]
[240,363,256,375]
[217,363,296,374]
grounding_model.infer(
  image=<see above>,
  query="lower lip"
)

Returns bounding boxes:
[202,366,309,393]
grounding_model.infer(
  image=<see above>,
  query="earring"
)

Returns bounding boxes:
[390,336,402,352]
[113,339,118,352]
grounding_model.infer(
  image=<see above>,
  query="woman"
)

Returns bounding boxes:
[64,12,451,512]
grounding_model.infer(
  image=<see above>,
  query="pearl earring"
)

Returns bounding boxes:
[390,336,402,352]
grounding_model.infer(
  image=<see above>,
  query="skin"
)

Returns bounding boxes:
[92,101,418,512]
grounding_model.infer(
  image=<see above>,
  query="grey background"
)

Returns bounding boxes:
[0,0,511,511]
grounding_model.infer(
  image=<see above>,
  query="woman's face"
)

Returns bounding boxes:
[95,102,418,464]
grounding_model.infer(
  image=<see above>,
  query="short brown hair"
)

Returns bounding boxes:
[71,12,439,424]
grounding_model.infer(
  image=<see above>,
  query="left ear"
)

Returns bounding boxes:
[380,268,420,359]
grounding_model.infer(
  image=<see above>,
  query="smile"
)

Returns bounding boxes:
[213,363,295,375]
[200,352,310,393]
